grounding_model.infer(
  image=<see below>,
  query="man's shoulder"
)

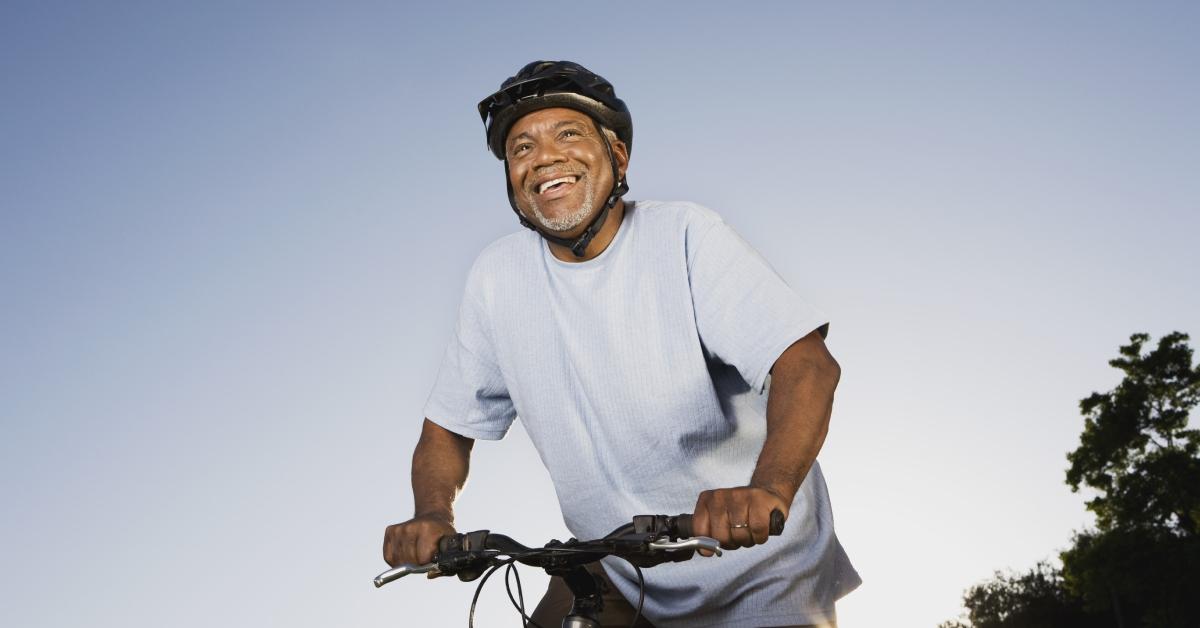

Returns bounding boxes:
[459,227,546,302]
[633,199,725,228]
[632,201,728,257]
[475,228,536,267]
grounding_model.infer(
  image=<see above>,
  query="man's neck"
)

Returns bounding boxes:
[546,200,627,263]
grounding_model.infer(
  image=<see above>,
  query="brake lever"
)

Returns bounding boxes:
[647,536,723,557]
[373,562,441,588]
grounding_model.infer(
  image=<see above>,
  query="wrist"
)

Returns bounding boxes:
[749,477,797,505]
[413,508,455,524]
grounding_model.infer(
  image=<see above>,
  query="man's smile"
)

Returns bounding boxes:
[531,173,584,201]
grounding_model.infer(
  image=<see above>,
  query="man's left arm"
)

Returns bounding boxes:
[691,329,841,550]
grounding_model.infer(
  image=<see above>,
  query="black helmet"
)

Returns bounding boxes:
[478,60,633,160]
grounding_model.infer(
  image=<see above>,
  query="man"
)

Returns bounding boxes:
[383,60,859,627]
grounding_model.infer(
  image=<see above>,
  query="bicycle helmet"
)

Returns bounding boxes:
[477,60,632,258]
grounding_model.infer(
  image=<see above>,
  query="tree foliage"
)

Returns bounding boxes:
[1060,526,1200,627]
[943,332,1200,628]
[1065,331,1200,536]
[936,562,1095,628]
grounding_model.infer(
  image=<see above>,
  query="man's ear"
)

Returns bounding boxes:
[611,139,630,180]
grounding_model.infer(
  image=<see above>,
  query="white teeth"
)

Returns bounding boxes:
[538,176,577,194]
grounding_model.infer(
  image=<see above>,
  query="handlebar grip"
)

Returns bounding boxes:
[435,529,487,555]
[674,514,694,539]
[673,509,786,538]
[768,509,785,536]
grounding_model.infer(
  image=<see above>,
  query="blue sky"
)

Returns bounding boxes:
[3,2,1198,626]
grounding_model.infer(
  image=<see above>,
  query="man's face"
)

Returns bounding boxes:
[505,108,628,234]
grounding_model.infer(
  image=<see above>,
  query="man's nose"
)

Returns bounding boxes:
[530,140,567,169]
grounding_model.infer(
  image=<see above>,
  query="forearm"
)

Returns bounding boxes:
[750,331,841,504]
[411,418,475,521]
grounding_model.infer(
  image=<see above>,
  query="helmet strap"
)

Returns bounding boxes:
[504,132,628,259]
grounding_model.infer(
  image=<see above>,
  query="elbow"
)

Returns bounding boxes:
[823,353,841,391]
[799,332,842,388]
[807,331,841,392]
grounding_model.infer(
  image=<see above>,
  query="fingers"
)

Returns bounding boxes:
[747,503,771,545]
[383,523,404,567]
[692,491,715,556]
[727,502,754,548]
[692,487,788,553]
[405,531,420,565]
[382,517,456,567]
[415,528,441,565]
[695,489,743,551]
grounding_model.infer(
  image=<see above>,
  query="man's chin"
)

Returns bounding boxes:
[528,207,595,235]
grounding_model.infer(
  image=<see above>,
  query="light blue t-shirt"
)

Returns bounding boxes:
[424,200,860,627]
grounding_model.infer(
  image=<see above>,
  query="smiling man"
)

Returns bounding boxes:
[383,61,860,627]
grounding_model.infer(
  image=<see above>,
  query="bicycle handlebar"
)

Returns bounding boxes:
[374,509,785,588]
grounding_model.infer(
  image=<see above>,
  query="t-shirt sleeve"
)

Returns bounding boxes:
[422,271,516,441]
[688,218,829,392]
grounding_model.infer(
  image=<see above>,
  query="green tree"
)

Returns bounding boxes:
[943,332,1200,628]
[1065,331,1200,536]
[1060,331,1200,626]
[936,562,1094,628]
[1060,526,1200,627]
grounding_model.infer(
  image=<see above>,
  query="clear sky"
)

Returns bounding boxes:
[3,2,1198,626]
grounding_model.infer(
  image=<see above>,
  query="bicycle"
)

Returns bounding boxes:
[373,510,785,628]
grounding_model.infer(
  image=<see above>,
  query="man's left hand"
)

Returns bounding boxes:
[691,485,790,553]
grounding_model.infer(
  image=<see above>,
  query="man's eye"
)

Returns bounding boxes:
[512,143,532,156]
[561,129,579,139]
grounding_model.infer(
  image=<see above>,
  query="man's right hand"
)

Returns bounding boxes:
[382,512,456,567]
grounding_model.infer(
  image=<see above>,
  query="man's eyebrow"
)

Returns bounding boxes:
[552,119,587,130]
[509,119,589,147]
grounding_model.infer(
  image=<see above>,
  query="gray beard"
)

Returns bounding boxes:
[526,178,596,233]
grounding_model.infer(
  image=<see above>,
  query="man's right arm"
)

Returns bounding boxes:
[382,418,475,567]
